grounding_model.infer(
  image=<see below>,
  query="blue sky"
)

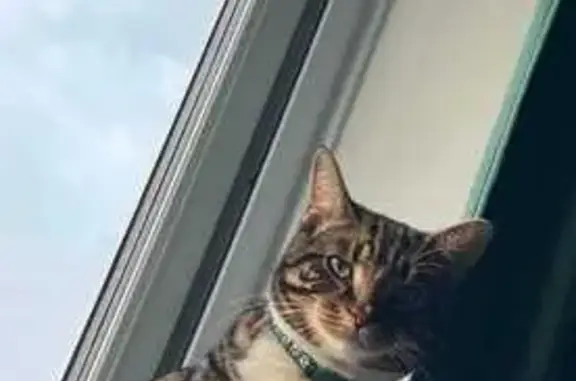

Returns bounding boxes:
[0,0,222,379]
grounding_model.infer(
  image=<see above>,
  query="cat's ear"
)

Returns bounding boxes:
[430,219,493,271]
[303,146,352,225]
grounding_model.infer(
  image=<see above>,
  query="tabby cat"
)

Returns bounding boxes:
[153,146,492,381]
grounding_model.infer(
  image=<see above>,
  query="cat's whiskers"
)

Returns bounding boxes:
[412,266,440,278]
[275,301,305,312]
[389,335,423,371]
[225,295,265,310]
[277,310,304,320]
[276,301,302,307]
[293,325,316,340]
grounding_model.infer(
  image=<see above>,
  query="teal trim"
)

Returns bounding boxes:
[465,0,561,217]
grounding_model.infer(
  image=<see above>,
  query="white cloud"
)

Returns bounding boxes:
[37,43,68,74]
[0,0,74,39]
[1,38,168,189]
[37,0,74,20]
[0,0,222,379]
[0,1,29,38]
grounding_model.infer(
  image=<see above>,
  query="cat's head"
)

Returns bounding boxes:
[268,146,492,373]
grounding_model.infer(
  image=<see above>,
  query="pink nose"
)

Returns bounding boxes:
[349,304,369,327]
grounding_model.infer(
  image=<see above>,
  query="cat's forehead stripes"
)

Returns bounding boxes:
[355,210,386,262]
[353,242,373,262]
[357,211,374,242]
[310,228,356,257]
[376,219,424,264]
[351,207,425,266]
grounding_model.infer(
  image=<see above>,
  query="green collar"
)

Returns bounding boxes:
[269,321,351,381]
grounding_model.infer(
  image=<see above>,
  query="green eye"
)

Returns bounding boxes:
[327,255,351,278]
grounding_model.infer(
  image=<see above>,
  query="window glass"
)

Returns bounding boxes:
[0,0,223,378]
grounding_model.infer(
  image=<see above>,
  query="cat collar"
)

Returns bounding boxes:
[269,321,351,381]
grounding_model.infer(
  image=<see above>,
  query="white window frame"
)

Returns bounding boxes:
[61,0,559,380]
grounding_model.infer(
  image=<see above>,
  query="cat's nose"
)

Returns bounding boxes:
[349,304,371,327]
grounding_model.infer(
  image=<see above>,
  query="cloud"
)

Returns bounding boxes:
[0,1,29,39]
[0,4,206,381]
[0,0,223,379]
[37,0,74,20]
[0,0,74,40]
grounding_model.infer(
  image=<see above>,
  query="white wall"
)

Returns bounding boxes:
[337,0,537,230]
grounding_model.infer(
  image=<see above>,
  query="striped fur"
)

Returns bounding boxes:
[152,147,492,381]
[153,300,270,381]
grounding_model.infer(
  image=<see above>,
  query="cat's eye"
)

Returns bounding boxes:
[327,255,351,279]
[300,267,320,281]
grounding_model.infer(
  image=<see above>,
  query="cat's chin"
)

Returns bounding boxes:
[346,326,419,375]
[345,325,409,371]
[357,323,386,350]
